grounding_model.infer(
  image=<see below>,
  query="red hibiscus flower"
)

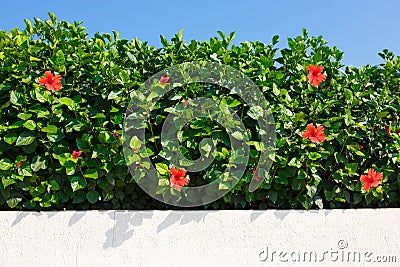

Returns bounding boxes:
[16,161,23,167]
[169,167,189,191]
[302,123,326,143]
[39,71,63,91]
[385,125,391,135]
[159,76,170,85]
[113,131,121,138]
[253,169,262,182]
[307,65,326,87]
[360,168,383,191]
[71,150,83,159]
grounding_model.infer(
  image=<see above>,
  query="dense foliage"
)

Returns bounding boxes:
[0,14,399,210]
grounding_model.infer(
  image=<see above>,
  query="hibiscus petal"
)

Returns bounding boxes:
[306,123,316,132]
[178,168,187,178]
[367,168,375,177]
[45,84,55,91]
[360,174,369,183]
[316,133,326,142]
[307,65,316,72]
[311,79,321,87]
[44,71,53,79]
[302,131,311,138]
[52,82,62,91]
[370,180,381,188]
[362,182,371,191]
[169,167,179,176]
[53,75,62,83]
[315,66,324,73]
[38,77,48,85]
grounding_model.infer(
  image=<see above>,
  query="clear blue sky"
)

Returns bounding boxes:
[1,0,399,67]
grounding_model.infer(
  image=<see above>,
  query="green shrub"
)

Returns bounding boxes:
[0,14,399,210]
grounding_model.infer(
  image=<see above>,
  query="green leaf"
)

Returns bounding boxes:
[15,132,35,146]
[308,152,321,160]
[30,155,47,172]
[345,163,358,175]
[35,88,50,103]
[130,136,142,149]
[70,176,87,192]
[58,97,74,107]
[365,192,374,205]
[86,191,100,204]
[0,158,13,170]
[324,190,333,201]
[288,157,302,168]
[7,196,22,208]
[84,169,99,179]
[98,132,112,143]
[247,105,263,120]
[23,120,36,130]
[91,113,106,119]
[18,165,33,177]
[344,88,353,103]
[72,191,86,204]
[2,177,16,188]
[10,91,24,106]
[267,190,278,202]
[4,133,18,145]
[231,131,244,140]
[155,163,169,175]
[314,196,323,209]
[56,50,65,65]
[49,180,60,191]
[41,124,58,134]
[17,113,32,120]
[108,90,122,100]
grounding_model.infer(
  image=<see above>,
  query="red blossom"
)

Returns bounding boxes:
[253,169,262,182]
[16,162,23,167]
[385,125,391,135]
[169,167,189,191]
[360,168,383,191]
[113,132,121,138]
[71,150,83,159]
[159,76,170,85]
[307,65,326,87]
[183,100,188,108]
[39,71,62,91]
[359,145,364,150]
[302,123,326,143]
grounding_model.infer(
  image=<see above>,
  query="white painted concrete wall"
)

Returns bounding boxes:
[0,209,399,267]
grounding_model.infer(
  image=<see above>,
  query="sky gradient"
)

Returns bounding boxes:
[1,0,399,67]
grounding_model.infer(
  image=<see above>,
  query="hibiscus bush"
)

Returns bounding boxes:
[0,14,399,210]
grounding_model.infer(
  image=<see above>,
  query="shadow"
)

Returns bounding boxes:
[103,211,153,249]
[157,210,215,233]
[68,211,86,226]
[11,212,29,226]
[250,210,265,222]
[46,212,57,219]
[11,211,42,226]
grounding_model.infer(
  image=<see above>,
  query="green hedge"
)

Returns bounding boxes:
[0,13,399,210]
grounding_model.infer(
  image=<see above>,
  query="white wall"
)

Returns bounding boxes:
[0,209,399,267]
